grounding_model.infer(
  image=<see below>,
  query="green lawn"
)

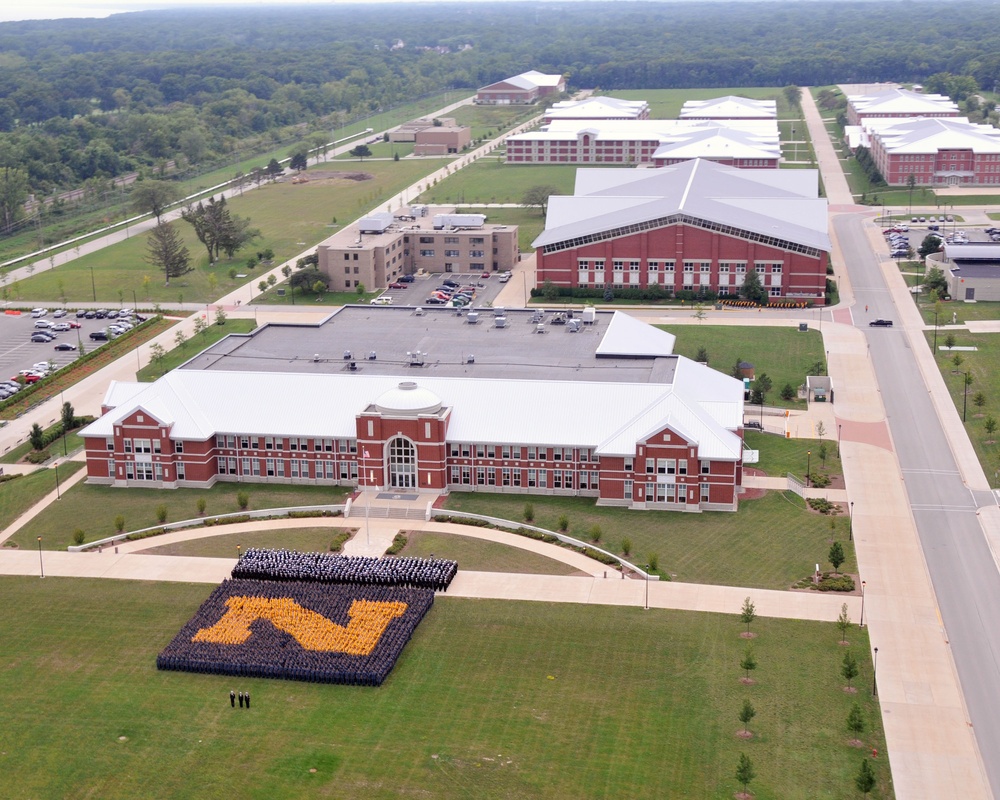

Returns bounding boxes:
[398,530,582,575]
[1,430,85,465]
[456,205,545,251]
[136,319,256,381]
[442,491,856,590]
[745,431,844,483]
[10,482,351,550]
[448,104,539,140]
[0,462,84,534]
[665,324,826,409]
[10,160,439,306]
[924,331,1000,483]
[0,577,891,800]
[136,526,354,558]
[415,159,608,206]
[917,299,1000,325]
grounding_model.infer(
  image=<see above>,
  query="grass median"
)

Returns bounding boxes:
[0,576,891,800]
[0,462,85,536]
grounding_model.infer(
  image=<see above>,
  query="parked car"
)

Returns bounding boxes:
[31,333,51,343]
[499,273,511,283]
[53,342,77,351]
[68,320,82,329]
[398,274,415,283]
[480,272,491,279]
[52,309,67,318]
[51,322,71,332]
[89,330,108,341]
[388,282,407,289]
[84,310,97,319]
[869,318,894,327]
[24,373,44,383]
[34,319,53,329]
[75,309,88,318]
[442,279,459,288]
[424,296,447,304]
[370,296,393,305]
[31,308,49,318]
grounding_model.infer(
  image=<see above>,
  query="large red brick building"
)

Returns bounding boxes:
[846,87,959,126]
[80,308,748,512]
[534,159,830,303]
[476,70,565,105]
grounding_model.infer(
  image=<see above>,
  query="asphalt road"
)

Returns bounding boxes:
[836,213,1000,795]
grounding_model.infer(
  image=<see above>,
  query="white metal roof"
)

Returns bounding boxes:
[848,87,959,118]
[652,127,781,161]
[870,117,1000,155]
[679,96,777,120]
[85,361,744,460]
[510,118,778,143]
[596,311,676,357]
[533,159,830,253]
[546,96,649,120]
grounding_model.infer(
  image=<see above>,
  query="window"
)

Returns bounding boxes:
[553,447,563,461]
[339,439,347,453]
[123,439,133,453]
[502,467,511,486]
[646,458,655,474]
[624,457,633,472]
[240,436,250,449]
[216,435,225,448]
[701,483,711,502]
[538,469,547,488]
[266,458,275,477]
[513,469,522,487]
[445,250,460,258]
[176,462,186,480]
[419,250,435,257]
[324,461,335,479]
[469,250,484,258]
[451,444,460,457]
[579,448,589,462]
[701,459,711,475]
[276,460,285,477]
[461,444,471,458]
[624,479,633,500]
[461,467,471,485]
[476,467,486,485]
[553,469,563,488]
[419,236,434,243]
[501,445,511,459]
[153,440,161,454]
[265,437,274,450]
[106,438,114,451]
[538,448,547,461]
[513,446,522,459]
[476,444,485,458]
[528,469,537,487]
[678,460,688,476]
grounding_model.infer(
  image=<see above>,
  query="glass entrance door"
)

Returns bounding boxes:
[388,437,417,489]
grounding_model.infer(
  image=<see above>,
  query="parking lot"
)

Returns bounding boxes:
[376,271,510,308]
[0,307,139,386]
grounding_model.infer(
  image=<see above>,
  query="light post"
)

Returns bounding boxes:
[933,307,939,355]
[53,461,61,500]
[90,265,96,302]
[872,646,879,697]
[960,371,969,422]
[37,537,44,578]
[837,423,842,459]
[132,289,138,315]
[849,501,855,541]
[237,544,242,560]
[806,450,812,486]
[644,564,650,610]
[860,580,867,627]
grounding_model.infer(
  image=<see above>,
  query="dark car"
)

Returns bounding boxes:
[869,318,893,327]
[424,297,447,304]
[388,282,407,289]
[442,279,459,288]
[84,310,97,319]
[75,309,88,318]
[54,342,78,351]
[398,274,415,283]
[31,333,51,343]
[94,309,108,319]
[89,330,109,341]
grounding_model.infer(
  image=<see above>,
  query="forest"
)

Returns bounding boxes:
[3,1,1000,224]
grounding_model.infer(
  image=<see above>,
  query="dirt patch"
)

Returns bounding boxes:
[843,686,858,694]
[739,631,758,640]
[304,171,374,182]
[735,730,754,740]
[739,677,756,686]
[740,469,768,501]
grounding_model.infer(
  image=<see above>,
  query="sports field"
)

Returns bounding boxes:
[0,577,891,799]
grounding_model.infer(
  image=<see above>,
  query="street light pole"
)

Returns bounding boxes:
[837,423,842,459]
[806,450,812,486]
[849,501,855,541]
[90,265,96,302]
[933,309,939,355]
[860,580,867,627]
[53,461,61,499]
[872,646,879,697]
[644,564,650,610]
[37,537,44,578]
[961,371,969,422]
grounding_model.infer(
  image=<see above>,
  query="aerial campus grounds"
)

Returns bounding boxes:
[9,84,1000,799]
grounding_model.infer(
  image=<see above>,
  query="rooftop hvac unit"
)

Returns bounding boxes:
[343,350,352,360]
[313,353,321,362]
[358,211,393,233]
[582,307,597,324]
[567,319,581,332]
[536,323,545,334]
[414,307,425,316]
[407,350,425,366]
[467,311,479,324]
[466,354,475,364]
[411,204,428,217]
[493,307,505,317]
[531,310,544,323]
[368,351,377,360]
[494,316,507,328]
[349,361,358,371]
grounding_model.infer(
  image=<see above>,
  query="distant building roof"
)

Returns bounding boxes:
[944,242,1000,263]
[511,119,778,143]
[869,117,1000,155]
[679,96,777,120]
[533,158,830,254]
[653,126,781,161]
[847,87,959,118]
[545,96,649,121]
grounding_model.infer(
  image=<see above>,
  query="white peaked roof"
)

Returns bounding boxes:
[596,311,676,357]
[848,87,959,117]
[680,96,777,120]
[519,70,563,88]
[85,363,744,460]
[871,117,1000,155]
[533,159,830,253]
[653,126,781,161]
[546,96,649,120]
[511,118,778,142]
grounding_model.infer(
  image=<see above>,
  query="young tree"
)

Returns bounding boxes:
[750,373,772,405]
[735,753,756,797]
[740,268,767,305]
[855,758,876,796]
[906,173,917,212]
[696,346,709,363]
[780,383,796,401]
[193,316,208,339]
[973,391,986,408]
[174,330,187,349]
[739,698,756,734]
[60,401,75,435]
[837,603,851,643]
[740,644,757,682]
[918,234,944,258]
[841,650,859,690]
[145,222,191,285]
[266,158,283,179]
[289,150,308,171]
[847,703,865,739]
[829,540,846,574]
[349,144,372,161]
[215,308,228,326]
[924,266,949,295]
[150,343,166,367]
[522,184,558,215]
[818,441,828,465]
[130,180,180,224]
[29,422,45,451]
[740,596,757,637]
[985,416,998,441]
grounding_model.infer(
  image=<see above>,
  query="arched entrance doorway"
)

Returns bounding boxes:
[387,436,417,489]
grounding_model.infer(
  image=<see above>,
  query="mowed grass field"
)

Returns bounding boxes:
[9,482,351,551]
[136,526,355,558]
[11,159,436,306]
[665,324,826,410]
[0,462,84,533]
[442,491,857,589]
[398,530,583,575]
[0,577,891,800]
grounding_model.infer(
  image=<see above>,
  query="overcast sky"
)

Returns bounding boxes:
[1,0,470,23]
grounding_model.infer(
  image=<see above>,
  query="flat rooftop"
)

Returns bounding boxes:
[182,306,680,385]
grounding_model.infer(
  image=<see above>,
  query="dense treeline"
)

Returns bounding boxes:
[4,2,1000,207]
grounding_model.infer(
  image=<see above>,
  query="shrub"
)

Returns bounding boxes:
[114,514,126,533]
[807,497,836,514]
[196,498,207,516]
[523,502,534,522]
[808,472,832,488]
[621,536,632,556]
[329,531,351,552]
[647,552,659,572]
[815,573,856,592]
[589,524,603,543]
[72,529,86,545]
[236,490,250,510]
[557,514,569,532]
[582,547,618,566]
[156,504,168,524]
[385,533,408,555]
[25,450,50,464]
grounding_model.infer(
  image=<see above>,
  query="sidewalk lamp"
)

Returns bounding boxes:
[37,537,44,578]
[644,564,650,611]
[837,423,842,458]
[806,450,812,486]
[860,580,867,627]
[872,646,879,697]
[90,265,97,302]
[933,307,940,355]
[849,501,855,541]
[53,461,61,500]
[237,544,242,560]
[960,371,969,422]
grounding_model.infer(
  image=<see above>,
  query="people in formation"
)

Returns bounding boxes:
[232,548,458,592]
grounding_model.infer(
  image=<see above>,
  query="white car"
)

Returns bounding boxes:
[34,319,53,329]
[31,308,49,318]
[53,309,67,318]
[370,296,393,306]
[52,322,71,332]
